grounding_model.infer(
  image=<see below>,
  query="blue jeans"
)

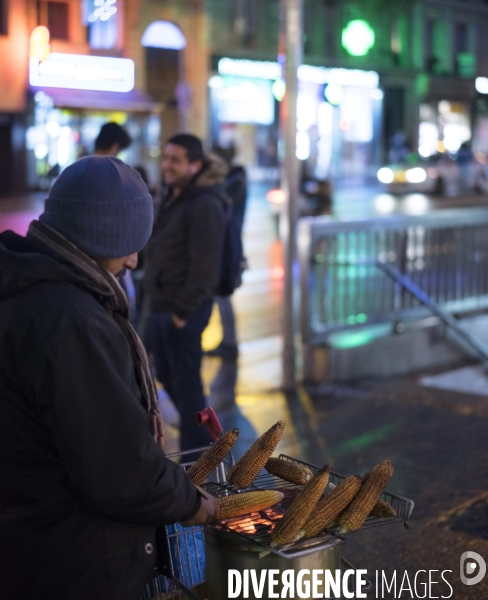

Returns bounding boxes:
[146,302,213,455]
[215,295,237,346]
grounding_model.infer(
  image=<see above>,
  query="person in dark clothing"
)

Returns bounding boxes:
[143,134,227,455]
[94,121,131,156]
[0,156,218,600]
[205,145,248,360]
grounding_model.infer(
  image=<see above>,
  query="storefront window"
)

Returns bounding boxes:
[210,58,382,180]
[418,101,471,157]
[26,91,158,191]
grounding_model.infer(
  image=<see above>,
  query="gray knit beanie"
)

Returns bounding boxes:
[39,156,153,258]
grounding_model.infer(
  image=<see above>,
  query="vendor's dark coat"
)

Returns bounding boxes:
[143,157,227,320]
[0,232,201,600]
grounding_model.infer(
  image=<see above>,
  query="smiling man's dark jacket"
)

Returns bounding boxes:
[143,156,227,320]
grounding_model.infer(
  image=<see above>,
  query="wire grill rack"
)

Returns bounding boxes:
[203,454,414,559]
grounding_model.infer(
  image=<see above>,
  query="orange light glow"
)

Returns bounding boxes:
[271,266,285,279]
[266,188,286,205]
[30,26,51,61]
[339,119,351,131]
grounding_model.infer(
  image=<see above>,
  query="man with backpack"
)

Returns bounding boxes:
[206,145,248,361]
[143,134,229,455]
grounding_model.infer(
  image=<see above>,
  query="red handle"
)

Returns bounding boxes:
[196,407,223,441]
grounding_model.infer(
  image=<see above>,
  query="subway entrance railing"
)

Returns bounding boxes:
[298,208,488,350]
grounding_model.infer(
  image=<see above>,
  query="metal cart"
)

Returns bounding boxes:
[142,408,232,600]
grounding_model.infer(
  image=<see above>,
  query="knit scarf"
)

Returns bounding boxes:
[27,220,163,447]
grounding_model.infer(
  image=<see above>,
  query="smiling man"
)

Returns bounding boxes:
[0,156,218,600]
[143,134,227,457]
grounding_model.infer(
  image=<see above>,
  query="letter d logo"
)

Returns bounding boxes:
[460,551,486,586]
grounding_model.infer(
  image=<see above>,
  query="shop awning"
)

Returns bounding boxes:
[29,86,159,113]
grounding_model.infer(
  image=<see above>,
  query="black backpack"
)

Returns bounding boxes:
[216,202,244,296]
[184,198,244,297]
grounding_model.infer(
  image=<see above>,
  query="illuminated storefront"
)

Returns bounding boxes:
[27,52,160,190]
[417,75,478,160]
[209,57,383,181]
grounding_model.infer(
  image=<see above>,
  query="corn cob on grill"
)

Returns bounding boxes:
[227,421,285,489]
[265,457,313,485]
[187,428,239,486]
[217,490,284,520]
[300,475,362,539]
[370,498,397,519]
[271,465,330,546]
[338,460,394,533]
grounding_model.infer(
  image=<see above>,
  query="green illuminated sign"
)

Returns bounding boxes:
[342,20,375,57]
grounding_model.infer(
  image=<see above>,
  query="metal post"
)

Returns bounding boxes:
[280,0,303,390]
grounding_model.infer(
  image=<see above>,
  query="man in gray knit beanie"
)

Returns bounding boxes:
[40,155,153,270]
[0,156,218,600]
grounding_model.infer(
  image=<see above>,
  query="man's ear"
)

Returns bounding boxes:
[190,160,203,175]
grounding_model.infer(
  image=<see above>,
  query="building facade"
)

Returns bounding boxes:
[204,0,488,179]
[2,0,488,192]
[0,0,209,193]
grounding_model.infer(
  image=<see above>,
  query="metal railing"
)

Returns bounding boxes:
[298,208,488,345]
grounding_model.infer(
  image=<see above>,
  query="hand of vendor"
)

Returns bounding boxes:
[180,486,219,526]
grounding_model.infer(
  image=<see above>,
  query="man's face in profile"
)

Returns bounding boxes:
[97,253,138,278]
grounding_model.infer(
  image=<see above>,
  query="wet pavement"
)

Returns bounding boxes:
[2,184,488,598]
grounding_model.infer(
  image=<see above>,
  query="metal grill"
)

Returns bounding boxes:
[204,454,414,559]
[299,208,488,343]
[142,452,413,598]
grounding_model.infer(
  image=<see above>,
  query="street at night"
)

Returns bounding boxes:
[2,0,488,598]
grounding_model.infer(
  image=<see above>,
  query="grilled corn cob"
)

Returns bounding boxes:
[227,421,285,489]
[265,457,313,485]
[187,428,239,485]
[271,465,330,546]
[300,475,362,539]
[217,490,284,520]
[338,460,394,533]
[370,498,397,519]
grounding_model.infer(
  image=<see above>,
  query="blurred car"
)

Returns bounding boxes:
[377,153,488,196]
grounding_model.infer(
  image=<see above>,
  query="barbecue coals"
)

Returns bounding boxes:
[209,456,397,548]
[203,424,397,548]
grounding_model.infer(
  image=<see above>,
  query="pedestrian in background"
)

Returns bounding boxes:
[0,156,218,600]
[143,134,227,456]
[93,121,138,318]
[94,121,131,157]
[205,145,248,361]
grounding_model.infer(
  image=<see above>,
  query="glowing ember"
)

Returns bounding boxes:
[220,506,286,537]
